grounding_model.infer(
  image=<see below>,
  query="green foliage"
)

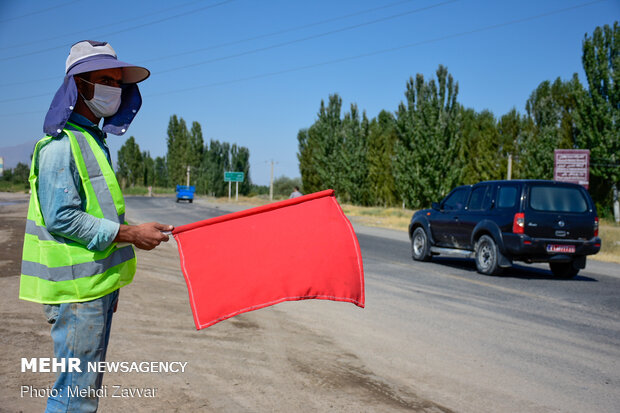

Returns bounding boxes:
[0,162,30,190]
[142,151,155,187]
[164,115,251,196]
[366,110,398,207]
[200,139,230,196]
[497,108,526,178]
[153,156,168,187]
[460,108,502,184]
[272,175,302,196]
[166,115,190,186]
[394,65,463,208]
[520,76,584,180]
[230,144,251,195]
[116,136,143,187]
[574,22,619,207]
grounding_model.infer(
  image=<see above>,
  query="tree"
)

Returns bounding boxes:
[230,144,251,195]
[297,94,345,195]
[394,65,463,208]
[142,151,155,187]
[497,108,526,179]
[574,22,619,209]
[340,104,370,204]
[201,139,231,196]
[366,110,398,206]
[520,77,582,179]
[166,115,190,186]
[10,162,30,188]
[116,136,143,187]
[272,175,302,196]
[460,108,502,183]
[153,156,168,187]
[189,121,204,186]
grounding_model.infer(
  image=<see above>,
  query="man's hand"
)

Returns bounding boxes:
[114,222,174,250]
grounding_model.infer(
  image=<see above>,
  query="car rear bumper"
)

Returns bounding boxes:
[503,234,601,262]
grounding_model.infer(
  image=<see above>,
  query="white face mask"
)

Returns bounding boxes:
[79,79,122,118]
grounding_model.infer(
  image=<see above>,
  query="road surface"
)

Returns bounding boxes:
[2,194,619,412]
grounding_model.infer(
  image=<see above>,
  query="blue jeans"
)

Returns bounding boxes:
[43,290,119,413]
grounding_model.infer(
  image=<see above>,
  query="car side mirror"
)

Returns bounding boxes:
[432,202,440,211]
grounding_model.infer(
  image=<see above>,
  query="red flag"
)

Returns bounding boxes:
[172,189,365,329]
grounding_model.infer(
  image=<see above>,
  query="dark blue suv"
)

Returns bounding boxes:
[408,180,601,278]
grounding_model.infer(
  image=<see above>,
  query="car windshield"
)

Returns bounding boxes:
[529,186,588,213]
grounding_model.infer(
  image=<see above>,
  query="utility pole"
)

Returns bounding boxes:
[186,165,191,186]
[269,160,274,201]
[507,154,512,180]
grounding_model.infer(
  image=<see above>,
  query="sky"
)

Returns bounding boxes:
[0,0,618,186]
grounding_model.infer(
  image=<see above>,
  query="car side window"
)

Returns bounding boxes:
[442,188,469,211]
[468,186,490,211]
[497,186,518,209]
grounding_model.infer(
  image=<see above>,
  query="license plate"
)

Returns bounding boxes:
[547,244,575,254]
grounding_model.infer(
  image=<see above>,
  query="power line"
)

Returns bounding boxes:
[145,0,607,98]
[0,0,237,62]
[0,0,421,88]
[0,0,83,23]
[0,0,606,113]
[154,0,460,76]
[138,0,418,64]
[0,0,209,51]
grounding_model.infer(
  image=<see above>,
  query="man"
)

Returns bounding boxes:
[19,40,172,412]
[289,186,303,198]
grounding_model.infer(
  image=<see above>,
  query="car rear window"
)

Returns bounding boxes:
[529,186,588,212]
[497,186,518,209]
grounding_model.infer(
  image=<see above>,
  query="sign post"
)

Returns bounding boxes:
[554,149,590,189]
[224,172,245,202]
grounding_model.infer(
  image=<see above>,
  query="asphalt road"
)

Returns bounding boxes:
[125,196,620,412]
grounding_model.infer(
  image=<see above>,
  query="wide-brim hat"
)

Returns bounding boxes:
[65,40,150,83]
[44,40,149,137]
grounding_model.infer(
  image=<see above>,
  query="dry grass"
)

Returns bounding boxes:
[338,204,414,232]
[597,219,620,263]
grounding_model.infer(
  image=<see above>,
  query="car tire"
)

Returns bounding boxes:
[189,199,193,203]
[475,235,501,276]
[549,262,579,279]
[411,227,431,262]
[176,198,180,203]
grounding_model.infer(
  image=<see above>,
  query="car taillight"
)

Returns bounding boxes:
[594,217,599,237]
[513,212,525,234]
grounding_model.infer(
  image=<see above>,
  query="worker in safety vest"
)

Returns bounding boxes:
[19,40,173,413]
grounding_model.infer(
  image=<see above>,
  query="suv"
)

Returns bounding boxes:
[408,180,601,278]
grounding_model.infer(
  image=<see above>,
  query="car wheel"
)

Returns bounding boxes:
[411,227,431,262]
[549,262,579,279]
[475,235,501,275]
[176,198,180,203]
[189,199,193,203]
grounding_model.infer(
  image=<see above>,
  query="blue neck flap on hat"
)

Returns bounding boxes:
[43,75,142,137]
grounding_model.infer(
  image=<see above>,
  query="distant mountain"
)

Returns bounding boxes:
[0,140,37,169]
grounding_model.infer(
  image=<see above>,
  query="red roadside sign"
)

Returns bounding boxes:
[554,149,590,189]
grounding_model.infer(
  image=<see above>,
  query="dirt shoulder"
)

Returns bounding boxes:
[1,193,452,413]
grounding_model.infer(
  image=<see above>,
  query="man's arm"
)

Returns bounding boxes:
[38,137,120,251]
[38,137,173,251]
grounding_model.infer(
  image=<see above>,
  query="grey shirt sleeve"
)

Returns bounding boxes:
[37,136,120,251]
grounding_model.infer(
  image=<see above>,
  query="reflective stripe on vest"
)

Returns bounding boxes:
[19,123,136,304]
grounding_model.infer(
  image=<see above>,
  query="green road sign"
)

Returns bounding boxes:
[224,171,245,182]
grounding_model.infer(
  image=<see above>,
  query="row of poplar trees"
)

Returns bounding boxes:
[117,115,251,196]
[298,22,618,213]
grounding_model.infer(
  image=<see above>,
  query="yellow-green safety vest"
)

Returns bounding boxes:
[19,122,136,304]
